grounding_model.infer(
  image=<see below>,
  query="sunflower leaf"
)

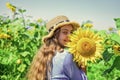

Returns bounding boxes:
[112,56,120,70]
[102,66,114,75]
[110,33,120,44]
[114,18,120,29]
[102,49,114,62]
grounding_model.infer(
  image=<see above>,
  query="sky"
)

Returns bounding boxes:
[0,0,120,30]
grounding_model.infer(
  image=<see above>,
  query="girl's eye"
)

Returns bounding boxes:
[62,31,68,35]
[70,31,73,34]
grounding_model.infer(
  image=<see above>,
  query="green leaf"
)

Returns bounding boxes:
[110,33,120,44]
[20,51,30,57]
[18,9,26,13]
[102,66,114,75]
[29,23,36,26]
[114,18,120,29]
[116,77,120,80]
[102,49,114,62]
[17,64,26,72]
[25,58,31,65]
[113,56,120,70]
[22,9,26,13]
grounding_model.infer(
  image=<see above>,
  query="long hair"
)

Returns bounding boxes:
[26,28,61,80]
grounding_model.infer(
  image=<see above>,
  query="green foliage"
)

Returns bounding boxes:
[84,18,120,80]
[110,33,120,44]
[114,18,120,30]
[0,8,47,79]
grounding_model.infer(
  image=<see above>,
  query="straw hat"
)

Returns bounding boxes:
[42,15,80,42]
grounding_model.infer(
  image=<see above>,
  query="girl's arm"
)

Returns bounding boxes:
[63,53,87,80]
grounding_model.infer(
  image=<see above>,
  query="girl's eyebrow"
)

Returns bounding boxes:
[61,29,69,31]
[61,29,73,32]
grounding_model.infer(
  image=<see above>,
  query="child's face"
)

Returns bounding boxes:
[58,24,73,48]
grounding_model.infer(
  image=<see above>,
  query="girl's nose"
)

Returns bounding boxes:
[68,32,71,35]
[66,32,71,41]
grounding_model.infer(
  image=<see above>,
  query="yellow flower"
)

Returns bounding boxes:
[105,40,112,45]
[37,18,43,23]
[84,23,93,28]
[0,33,11,39]
[16,59,22,64]
[66,28,103,66]
[6,2,16,12]
[118,30,120,36]
[108,27,114,31]
[113,45,120,56]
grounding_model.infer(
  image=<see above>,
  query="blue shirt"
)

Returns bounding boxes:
[50,50,87,80]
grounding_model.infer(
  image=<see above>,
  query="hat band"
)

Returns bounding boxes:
[49,20,70,32]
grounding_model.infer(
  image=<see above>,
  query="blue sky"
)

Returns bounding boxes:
[0,0,120,30]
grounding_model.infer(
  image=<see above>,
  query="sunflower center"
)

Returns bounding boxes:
[77,38,96,57]
[118,47,120,51]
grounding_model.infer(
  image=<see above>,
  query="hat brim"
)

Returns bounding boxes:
[42,21,80,43]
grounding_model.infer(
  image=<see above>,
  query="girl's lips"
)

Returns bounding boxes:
[64,40,70,44]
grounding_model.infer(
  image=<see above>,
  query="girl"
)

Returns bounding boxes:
[26,15,87,80]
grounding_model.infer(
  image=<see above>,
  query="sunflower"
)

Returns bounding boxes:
[113,44,120,56]
[84,23,93,28]
[6,2,16,13]
[0,33,11,39]
[108,27,114,31]
[66,28,104,67]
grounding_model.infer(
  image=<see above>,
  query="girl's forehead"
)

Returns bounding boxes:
[61,24,73,30]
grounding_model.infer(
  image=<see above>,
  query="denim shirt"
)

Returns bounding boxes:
[50,50,87,80]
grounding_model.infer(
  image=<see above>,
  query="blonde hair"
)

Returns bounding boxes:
[26,29,61,80]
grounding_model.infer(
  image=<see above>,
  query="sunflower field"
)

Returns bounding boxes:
[0,2,120,80]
